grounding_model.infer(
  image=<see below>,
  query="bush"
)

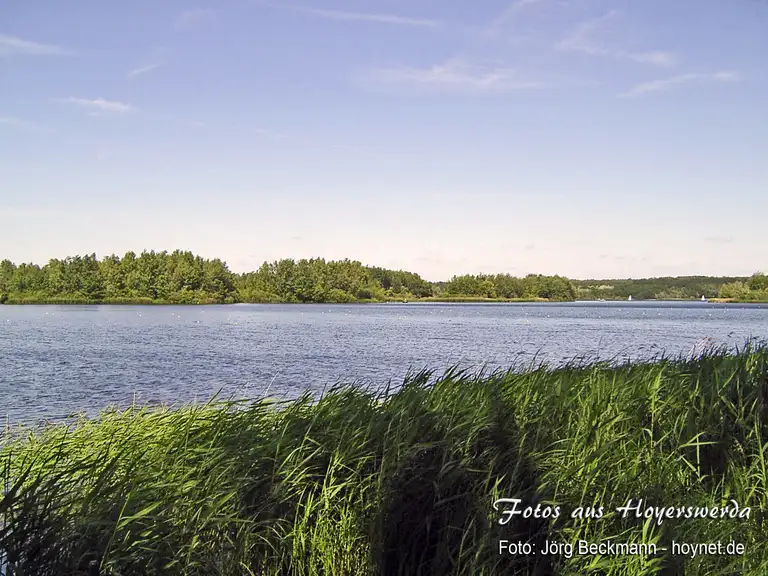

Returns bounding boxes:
[327,289,356,303]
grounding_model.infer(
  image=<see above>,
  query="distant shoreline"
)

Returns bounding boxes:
[0,296,553,305]
[3,297,768,305]
[3,251,766,305]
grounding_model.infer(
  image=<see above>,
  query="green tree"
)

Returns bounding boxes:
[748,273,768,291]
[719,281,748,299]
[0,259,15,295]
[0,250,587,304]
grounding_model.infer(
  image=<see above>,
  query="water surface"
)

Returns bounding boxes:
[2,302,767,424]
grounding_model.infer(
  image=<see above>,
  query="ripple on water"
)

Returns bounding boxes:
[0,302,767,423]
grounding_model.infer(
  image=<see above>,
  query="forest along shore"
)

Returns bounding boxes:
[2,345,768,574]
[2,250,767,304]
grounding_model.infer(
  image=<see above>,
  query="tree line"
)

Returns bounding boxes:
[0,252,237,304]
[718,274,768,301]
[572,275,768,301]
[572,276,744,300]
[1,251,764,304]
[436,273,575,301]
[0,251,576,304]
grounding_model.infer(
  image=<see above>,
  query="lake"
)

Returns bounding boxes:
[2,301,767,424]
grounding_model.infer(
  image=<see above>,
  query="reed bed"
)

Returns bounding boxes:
[2,343,768,575]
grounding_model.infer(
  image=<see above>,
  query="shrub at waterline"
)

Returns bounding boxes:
[2,344,768,575]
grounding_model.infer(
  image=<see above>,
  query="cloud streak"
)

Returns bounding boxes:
[628,51,677,68]
[0,117,53,133]
[705,236,735,244]
[558,12,676,68]
[0,34,69,57]
[60,97,136,114]
[484,0,543,38]
[557,11,616,55]
[175,8,216,28]
[618,71,741,98]
[147,113,293,142]
[364,58,539,93]
[289,5,438,27]
[126,62,162,79]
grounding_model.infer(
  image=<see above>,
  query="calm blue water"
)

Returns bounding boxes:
[1,302,767,424]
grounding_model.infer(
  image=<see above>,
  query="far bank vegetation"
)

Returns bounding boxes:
[0,252,765,304]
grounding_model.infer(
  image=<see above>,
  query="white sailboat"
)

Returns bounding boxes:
[701,295,707,302]
[628,295,632,301]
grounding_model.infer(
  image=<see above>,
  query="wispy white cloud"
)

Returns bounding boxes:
[59,97,136,114]
[705,236,735,244]
[149,114,290,141]
[290,6,438,27]
[254,127,290,140]
[558,12,676,68]
[364,57,540,93]
[618,71,741,98]
[174,8,216,29]
[484,0,543,38]
[175,113,380,156]
[558,11,616,56]
[169,113,381,157]
[0,117,53,133]
[628,51,677,68]
[328,143,379,158]
[0,33,69,57]
[126,62,162,79]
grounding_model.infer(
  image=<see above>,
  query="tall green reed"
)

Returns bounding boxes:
[1,342,768,575]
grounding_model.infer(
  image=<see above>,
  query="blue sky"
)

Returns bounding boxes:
[1,0,766,280]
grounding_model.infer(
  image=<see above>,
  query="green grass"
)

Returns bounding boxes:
[3,343,768,575]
